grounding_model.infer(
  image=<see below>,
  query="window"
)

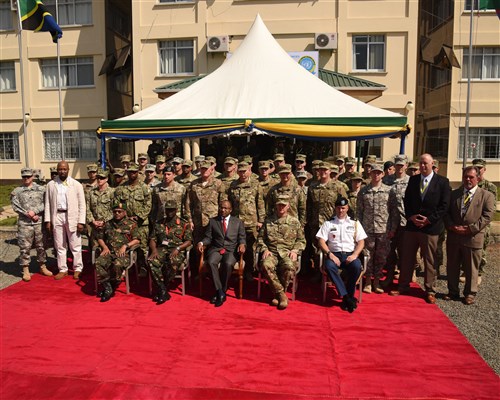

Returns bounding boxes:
[44,0,92,26]
[0,132,19,160]
[352,35,385,71]
[430,65,451,89]
[458,128,500,160]
[159,40,194,75]
[0,0,13,31]
[41,57,94,88]
[0,61,15,91]
[426,129,449,158]
[159,0,193,2]
[462,48,500,80]
[465,0,496,10]
[43,131,97,160]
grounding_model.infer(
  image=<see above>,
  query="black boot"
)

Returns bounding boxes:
[214,289,226,307]
[156,282,171,305]
[100,282,113,302]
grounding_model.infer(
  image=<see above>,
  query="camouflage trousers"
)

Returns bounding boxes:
[148,247,186,286]
[244,228,257,273]
[95,253,130,284]
[135,225,150,269]
[17,223,46,267]
[261,253,297,295]
[365,233,390,279]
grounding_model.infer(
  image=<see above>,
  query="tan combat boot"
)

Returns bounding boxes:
[277,292,288,310]
[270,295,279,306]
[40,264,53,277]
[22,267,31,282]
[373,278,384,294]
[363,278,372,294]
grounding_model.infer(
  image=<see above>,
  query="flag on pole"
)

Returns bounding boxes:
[479,0,500,18]
[18,0,63,43]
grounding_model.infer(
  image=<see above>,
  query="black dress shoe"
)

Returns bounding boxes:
[210,293,218,304]
[214,293,226,307]
[443,293,460,301]
[156,291,171,305]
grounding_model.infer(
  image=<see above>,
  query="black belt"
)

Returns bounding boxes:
[57,210,67,212]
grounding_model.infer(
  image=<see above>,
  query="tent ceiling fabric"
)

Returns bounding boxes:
[99,14,407,141]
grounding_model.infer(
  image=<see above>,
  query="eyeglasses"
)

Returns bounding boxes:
[295,160,304,163]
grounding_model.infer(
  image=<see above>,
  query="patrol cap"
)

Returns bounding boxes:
[364,155,377,166]
[347,171,363,181]
[330,165,340,174]
[274,153,285,162]
[96,168,109,178]
[164,199,177,210]
[112,200,127,211]
[394,155,408,165]
[311,160,322,170]
[472,158,486,167]
[120,154,132,163]
[172,157,183,164]
[317,161,331,170]
[145,164,156,172]
[241,155,252,164]
[275,195,290,206]
[335,155,346,163]
[199,160,212,169]
[163,165,174,173]
[127,162,139,172]
[224,157,237,165]
[408,162,419,170]
[205,156,216,165]
[182,159,193,167]
[370,164,384,173]
[137,153,148,160]
[432,159,440,168]
[295,153,306,162]
[335,196,349,207]
[296,171,308,180]
[278,164,292,174]
[21,167,33,177]
[258,160,271,169]
[194,155,205,163]
[86,163,98,172]
[50,167,58,174]
[113,168,126,177]
[237,161,250,172]
[345,157,356,166]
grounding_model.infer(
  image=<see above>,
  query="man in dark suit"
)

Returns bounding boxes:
[444,166,495,305]
[390,153,451,304]
[197,200,246,307]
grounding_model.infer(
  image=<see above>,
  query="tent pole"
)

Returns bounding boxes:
[101,136,106,169]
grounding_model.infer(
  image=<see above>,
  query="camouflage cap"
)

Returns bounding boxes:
[172,157,183,164]
[164,199,178,209]
[237,161,250,172]
[205,156,216,165]
[335,196,349,207]
[194,155,205,162]
[363,155,377,165]
[347,171,363,181]
[394,155,408,165]
[127,162,139,172]
[472,158,486,167]
[224,157,237,165]
[96,168,109,178]
[241,155,253,164]
[112,200,127,210]
[120,154,132,163]
[182,159,193,167]
[295,153,306,162]
[137,153,148,160]
[345,157,356,165]
[156,155,166,163]
[50,167,58,174]
[258,160,271,169]
[317,161,332,170]
[275,195,290,205]
[199,160,212,169]
[370,164,384,172]
[330,165,340,174]
[408,162,419,170]
[295,171,308,180]
[432,159,440,168]
[113,168,126,177]
[278,164,292,173]
[21,167,33,177]
[335,155,346,163]
[311,160,322,169]
[274,153,285,162]
[86,163,98,172]
[145,164,156,172]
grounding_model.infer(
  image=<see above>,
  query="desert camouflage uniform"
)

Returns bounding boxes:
[257,214,306,295]
[357,183,395,279]
[175,174,197,190]
[267,183,307,227]
[387,175,410,275]
[478,179,497,274]
[382,174,397,186]
[11,183,47,266]
[148,216,192,285]
[258,177,278,209]
[347,190,360,219]
[86,186,115,247]
[95,217,138,285]
[219,173,238,196]
[151,181,186,222]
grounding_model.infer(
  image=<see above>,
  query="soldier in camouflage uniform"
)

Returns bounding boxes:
[148,199,193,305]
[267,164,306,227]
[357,164,397,294]
[113,162,152,274]
[296,171,309,197]
[137,153,149,182]
[362,155,377,183]
[144,164,161,189]
[192,155,205,177]
[257,160,278,211]
[293,153,313,181]
[257,196,306,310]
[473,158,497,278]
[270,153,285,181]
[346,171,363,219]
[49,166,58,181]
[155,155,166,179]
[206,156,222,179]
[171,157,184,178]
[112,168,126,187]
[219,157,238,195]
[83,163,98,195]
[330,165,350,193]
[334,155,346,175]
[151,165,186,222]
[95,201,140,302]
[338,157,357,183]
[11,167,51,281]
[175,160,197,189]
[227,161,266,280]
[86,168,115,248]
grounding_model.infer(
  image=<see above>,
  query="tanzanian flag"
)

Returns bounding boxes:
[19,0,63,43]
[479,0,500,18]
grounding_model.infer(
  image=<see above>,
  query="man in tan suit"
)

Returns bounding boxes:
[44,161,86,280]
[444,166,495,305]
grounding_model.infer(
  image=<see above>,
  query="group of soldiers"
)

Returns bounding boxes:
[11,148,497,307]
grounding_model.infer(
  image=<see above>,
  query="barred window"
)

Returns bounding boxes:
[41,57,94,88]
[0,61,15,91]
[458,128,500,160]
[0,132,20,160]
[353,35,385,71]
[43,130,97,160]
[159,40,194,74]
[44,0,92,26]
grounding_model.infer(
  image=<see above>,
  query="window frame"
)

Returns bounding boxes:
[458,127,500,161]
[352,34,386,72]
[0,61,16,92]
[158,39,195,76]
[40,56,94,89]
[43,130,98,161]
[43,0,93,27]
[462,47,500,81]
[0,0,14,31]
[0,132,20,161]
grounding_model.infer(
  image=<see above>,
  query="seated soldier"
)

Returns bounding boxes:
[95,201,140,302]
[148,199,193,305]
[316,197,367,313]
[257,196,306,310]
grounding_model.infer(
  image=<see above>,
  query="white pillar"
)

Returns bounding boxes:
[192,138,200,158]
[348,141,356,157]
[183,140,191,161]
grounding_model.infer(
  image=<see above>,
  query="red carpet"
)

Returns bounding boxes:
[1,272,498,400]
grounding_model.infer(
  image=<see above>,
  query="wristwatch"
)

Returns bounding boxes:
[176,246,181,251]
[327,251,332,256]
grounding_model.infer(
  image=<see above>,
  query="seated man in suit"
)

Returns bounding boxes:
[197,200,246,307]
[257,196,306,310]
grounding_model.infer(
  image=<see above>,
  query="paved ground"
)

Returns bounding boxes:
[1,228,499,375]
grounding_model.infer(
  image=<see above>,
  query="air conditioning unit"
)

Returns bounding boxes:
[207,35,229,53]
[315,33,338,50]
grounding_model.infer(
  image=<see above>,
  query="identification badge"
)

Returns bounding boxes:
[162,239,170,246]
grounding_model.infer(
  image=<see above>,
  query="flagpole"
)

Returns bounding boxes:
[55,0,64,160]
[463,1,474,169]
[15,0,30,167]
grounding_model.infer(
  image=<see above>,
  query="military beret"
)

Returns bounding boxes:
[237,161,250,172]
[295,153,307,162]
[394,155,408,165]
[21,167,33,177]
[127,162,139,172]
[335,197,349,207]
[371,164,384,172]
[137,153,148,160]
[172,157,184,164]
[120,155,132,163]
[96,168,109,178]
[383,161,395,170]
[199,160,212,169]
[205,156,216,165]
[86,163,98,172]
[182,159,193,167]
[274,153,285,162]
[164,199,177,209]
[472,158,486,167]
[50,167,58,174]
[113,168,126,177]
[278,164,292,173]
[156,155,166,163]
[295,171,308,180]
[345,157,356,165]
[163,165,174,173]
[224,157,237,165]
[145,164,156,172]
[112,200,127,211]
[194,155,205,162]
[335,155,346,162]
[275,195,290,205]
[258,160,271,169]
